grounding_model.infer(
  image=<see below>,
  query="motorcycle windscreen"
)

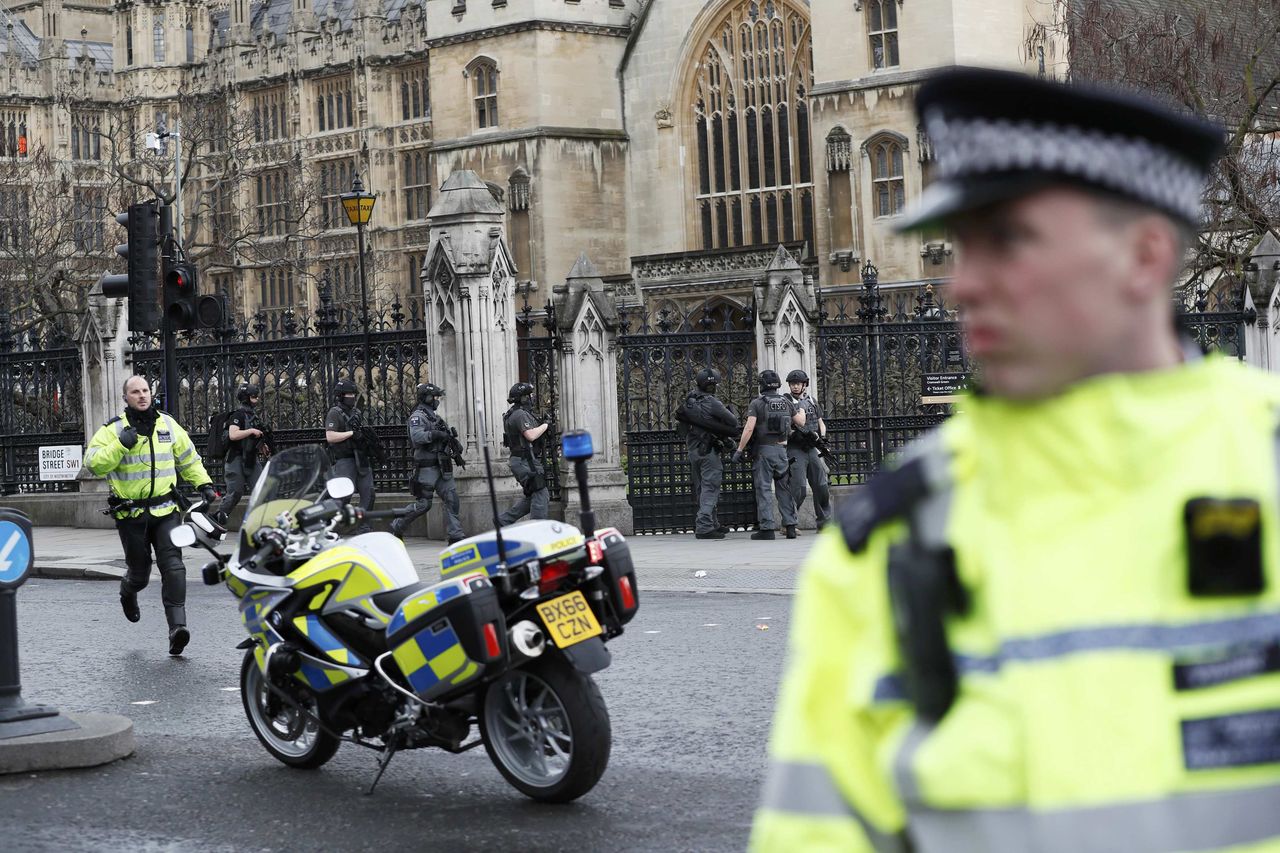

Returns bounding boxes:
[238,444,334,567]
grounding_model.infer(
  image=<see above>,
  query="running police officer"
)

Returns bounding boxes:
[682,367,739,540]
[391,383,465,543]
[498,382,552,525]
[734,370,804,540]
[218,383,266,520]
[783,369,830,530]
[325,379,375,530]
[84,375,216,656]
[752,68,1280,851]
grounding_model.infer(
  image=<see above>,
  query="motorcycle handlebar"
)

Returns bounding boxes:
[357,508,411,521]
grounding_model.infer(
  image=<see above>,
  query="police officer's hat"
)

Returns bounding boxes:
[786,369,809,386]
[695,368,721,392]
[416,382,444,402]
[507,382,535,404]
[334,379,359,400]
[236,383,260,404]
[899,67,1224,232]
[759,370,782,391]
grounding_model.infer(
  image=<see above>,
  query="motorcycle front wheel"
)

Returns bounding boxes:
[480,656,612,803]
[240,651,341,769]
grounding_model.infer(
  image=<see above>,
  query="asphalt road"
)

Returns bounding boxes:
[3,580,792,852]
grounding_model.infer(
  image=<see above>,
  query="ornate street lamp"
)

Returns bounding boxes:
[341,174,377,388]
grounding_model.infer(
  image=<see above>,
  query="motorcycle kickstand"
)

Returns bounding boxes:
[366,733,403,796]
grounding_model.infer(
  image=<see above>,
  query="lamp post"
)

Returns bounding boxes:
[341,174,377,389]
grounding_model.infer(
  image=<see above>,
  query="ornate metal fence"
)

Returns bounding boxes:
[1177,283,1253,359]
[129,287,429,494]
[0,311,85,494]
[617,300,758,534]
[816,263,966,484]
[515,297,562,502]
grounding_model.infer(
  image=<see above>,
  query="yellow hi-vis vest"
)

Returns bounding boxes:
[84,410,211,518]
[752,356,1280,853]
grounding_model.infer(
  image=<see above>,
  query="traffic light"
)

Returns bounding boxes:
[164,261,199,330]
[99,201,161,331]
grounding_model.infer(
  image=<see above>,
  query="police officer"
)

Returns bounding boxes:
[752,69,1280,850]
[682,368,739,540]
[391,383,465,543]
[734,370,804,540]
[498,382,552,525]
[325,379,375,531]
[84,375,216,656]
[783,369,830,530]
[218,383,266,520]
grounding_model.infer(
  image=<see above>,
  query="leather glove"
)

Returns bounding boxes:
[732,450,745,464]
[119,426,138,449]
[199,484,219,505]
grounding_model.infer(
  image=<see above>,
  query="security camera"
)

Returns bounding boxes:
[144,133,162,153]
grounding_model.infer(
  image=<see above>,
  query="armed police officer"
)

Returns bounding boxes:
[680,368,739,540]
[84,375,217,656]
[218,383,268,521]
[783,369,830,530]
[752,69,1280,851]
[499,382,552,525]
[325,379,375,531]
[733,370,804,540]
[391,383,465,543]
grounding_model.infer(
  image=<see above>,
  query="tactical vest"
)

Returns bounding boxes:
[757,393,792,443]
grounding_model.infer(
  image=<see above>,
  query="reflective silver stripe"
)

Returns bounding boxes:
[175,445,195,462]
[891,721,932,806]
[908,782,1280,853]
[109,469,172,482]
[121,452,174,465]
[760,761,908,853]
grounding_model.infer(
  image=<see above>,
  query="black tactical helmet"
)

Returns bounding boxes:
[759,369,782,392]
[695,368,721,393]
[416,382,445,406]
[786,369,809,386]
[507,382,536,404]
[236,383,260,404]
[334,379,359,402]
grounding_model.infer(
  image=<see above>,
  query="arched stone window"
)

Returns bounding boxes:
[688,0,813,251]
[468,58,499,130]
[867,134,906,218]
[867,0,899,69]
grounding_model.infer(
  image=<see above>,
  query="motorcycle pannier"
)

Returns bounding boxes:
[385,574,509,702]
[595,528,640,626]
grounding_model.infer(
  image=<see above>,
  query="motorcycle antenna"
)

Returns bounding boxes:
[475,397,508,567]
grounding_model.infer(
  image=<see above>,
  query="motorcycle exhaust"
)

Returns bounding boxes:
[509,621,546,659]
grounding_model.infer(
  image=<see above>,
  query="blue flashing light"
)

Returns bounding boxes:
[562,430,594,461]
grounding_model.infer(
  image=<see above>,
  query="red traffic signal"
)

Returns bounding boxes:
[164,262,199,330]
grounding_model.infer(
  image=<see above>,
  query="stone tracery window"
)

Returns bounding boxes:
[867,0,899,69]
[690,0,814,252]
[470,59,499,130]
[869,135,905,217]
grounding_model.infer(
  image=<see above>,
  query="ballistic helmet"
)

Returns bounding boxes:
[695,368,721,393]
[334,379,359,403]
[759,370,782,392]
[236,383,260,405]
[508,382,536,404]
[416,383,445,406]
[786,369,809,386]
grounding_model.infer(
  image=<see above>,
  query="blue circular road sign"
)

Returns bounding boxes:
[0,515,34,590]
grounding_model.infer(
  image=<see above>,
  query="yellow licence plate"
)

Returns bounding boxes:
[536,590,603,649]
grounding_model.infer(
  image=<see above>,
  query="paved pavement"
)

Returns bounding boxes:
[32,524,818,594]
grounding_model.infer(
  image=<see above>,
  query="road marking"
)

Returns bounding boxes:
[130,700,157,705]
[0,530,20,574]
[644,630,661,634]
[756,616,773,620]
[220,687,238,692]
[703,623,720,627]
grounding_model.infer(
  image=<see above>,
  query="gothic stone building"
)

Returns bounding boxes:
[0,0,1062,322]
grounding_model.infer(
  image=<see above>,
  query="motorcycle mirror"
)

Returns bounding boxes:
[169,524,198,548]
[326,476,356,500]
[189,511,227,542]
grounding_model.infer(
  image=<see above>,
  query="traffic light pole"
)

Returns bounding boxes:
[159,206,180,420]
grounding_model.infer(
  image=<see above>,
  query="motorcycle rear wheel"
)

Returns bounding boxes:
[240,651,341,769]
[479,657,611,803]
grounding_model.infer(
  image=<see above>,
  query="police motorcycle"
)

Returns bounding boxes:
[169,429,640,801]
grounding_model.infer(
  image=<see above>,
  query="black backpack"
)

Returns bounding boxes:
[206,411,234,459]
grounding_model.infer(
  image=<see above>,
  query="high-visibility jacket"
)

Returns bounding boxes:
[84,410,211,518]
[752,356,1280,852]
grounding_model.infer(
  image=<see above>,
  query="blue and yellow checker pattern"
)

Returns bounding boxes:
[390,620,480,700]
[293,614,364,667]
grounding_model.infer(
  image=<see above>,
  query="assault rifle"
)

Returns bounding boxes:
[791,429,840,472]
[353,424,388,468]
[445,426,467,470]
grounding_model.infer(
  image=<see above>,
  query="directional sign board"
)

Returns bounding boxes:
[38,445,82,482]
[0,510,34,590]
[922,372,969,397]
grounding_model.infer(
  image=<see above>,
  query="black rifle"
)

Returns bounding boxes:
[355,424,388,468]
[445,426,466,470]
[791,429,840,472]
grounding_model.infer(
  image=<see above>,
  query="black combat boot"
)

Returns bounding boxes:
[168,625,191,656]
[785,525,798,539]
[751,529,776,541]
[120,585,140,623]
[389,518,406,539]
[695,530,726,540]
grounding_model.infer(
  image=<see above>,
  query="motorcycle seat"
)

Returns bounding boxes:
[371,581,431,615]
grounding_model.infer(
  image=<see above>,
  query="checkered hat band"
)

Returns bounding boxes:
[925,111,1205,221]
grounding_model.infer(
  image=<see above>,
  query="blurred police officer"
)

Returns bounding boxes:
[499,382,552,525]
[391,383,465,543]
[84,375,217,656]
[783,369,830,530]
[325,379,375,531]
[734,370,804,540]
[218,383,266,520]
[683,368,739,540]
[752,69,1280,851]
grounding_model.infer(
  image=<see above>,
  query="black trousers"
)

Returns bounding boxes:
[116,512,187,627]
